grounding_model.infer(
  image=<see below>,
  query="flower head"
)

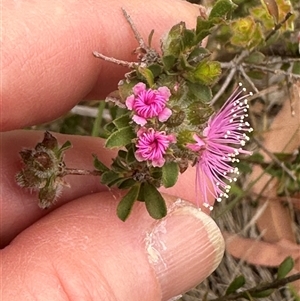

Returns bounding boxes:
[126,82,172,126]
[135,128,176,167]
[187,83,253,210]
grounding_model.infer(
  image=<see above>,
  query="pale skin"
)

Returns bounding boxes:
[1,1,225,300]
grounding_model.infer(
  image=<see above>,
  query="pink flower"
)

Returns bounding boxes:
[187,83,253,210]
[135,128,176,167]
[126,82,172,126]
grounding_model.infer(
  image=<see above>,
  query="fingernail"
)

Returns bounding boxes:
[145,199,224,300]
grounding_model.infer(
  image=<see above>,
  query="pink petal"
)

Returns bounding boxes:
[157,86,171,99]
[125,95,135,110]
[203,125,210,137]
[158,107,172,122]
[133,82,146,95]
[186,134,205,152]
[134,151,144,162]
[186,143,202,152]
[132,115,147,126]
[152,157,165,167]
[137,127,147,137]
[193,134,205,147]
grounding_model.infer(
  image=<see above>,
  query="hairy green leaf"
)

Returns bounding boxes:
[244,51,265,64]
[187,82,213,102]
[209,0,237,20]
[192,61,221,85]
[143,183,167,219]
[138,67,154,87]
[105,126,135,148]
[117,185,140,221]
[162,162,179,188]
[101,170,120,186]
[93,155,109,173]
[113,114,131,129]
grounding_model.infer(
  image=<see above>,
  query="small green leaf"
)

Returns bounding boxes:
[93,155,109,173]
[117,185,140,221]
[189,61,221,85]
[181,29,196,50]
[161,22,185,57]
[277,256,294,280]
[244,52,265,64]
[118,150,127,160]
[101,170,120,186]
[113,114,131,129]
[57,140,72,158]
[209,0,237,20]
[104,122,117,134]
[187,101,214,125]
[148,64,163,78]
[187,82,213,102]
[105,126,135,148]
[230,16,264,49]
[188,47,211,63]
[225,275,246,295]
[246,70,265,80]
[138,67,154,87]
[166,106,186,127]
[137,184,145,202]
[126,146,137,165]
[143,182,167,219]
[250,289,274,298]
[111,156,127,172]
[117,178,137,189]
[162,55,177,71]
[196,18,215,42]
[162,162,179,188]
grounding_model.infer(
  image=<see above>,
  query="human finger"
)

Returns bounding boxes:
[2,0,202,131]
[2,192,224,301]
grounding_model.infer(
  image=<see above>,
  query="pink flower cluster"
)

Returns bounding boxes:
[125,83,172,126]
[187,83,253,210]
[126,83,175,167]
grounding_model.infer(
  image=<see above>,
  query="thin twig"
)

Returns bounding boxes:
[63,168,102,176]
[211,51,249,105]
[238,65,259,93]
[93,51,137,68]
[121,8,147,49]
[246,85,279,102]
[263,57,300,64]
[211,67,236,105]
[253,137,297,181]
[209,272,300,301]
[242,63,300,79]
[265,12,293,42]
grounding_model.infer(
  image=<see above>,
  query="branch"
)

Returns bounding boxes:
[253,137,297,181]
[209,272,300,301]
[265,12,293,42]
[121,7,147,49]
[63,168,102,176]
[242,63,300,79]
[211,51,249,105]
[93,51,137,68]
[238,65,259,93]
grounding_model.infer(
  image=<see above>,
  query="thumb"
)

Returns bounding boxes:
[2,192,224,301]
